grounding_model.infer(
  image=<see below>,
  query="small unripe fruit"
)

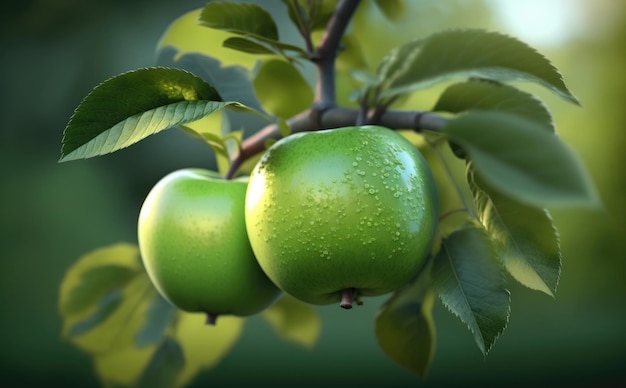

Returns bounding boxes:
[138,169,281,324]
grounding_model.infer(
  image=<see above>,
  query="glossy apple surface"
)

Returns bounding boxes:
[245,126,439,307]
[138,169,281,323]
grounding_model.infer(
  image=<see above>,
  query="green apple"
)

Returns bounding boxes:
[138,169,281,324]
[245,126,439,308]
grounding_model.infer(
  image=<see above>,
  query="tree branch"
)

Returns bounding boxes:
[225,108,448,178]
[314,0,362,105]
[224,0,446,179]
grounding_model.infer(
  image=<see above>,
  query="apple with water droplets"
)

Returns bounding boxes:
[138,169,281,324]
[245,126,439,308]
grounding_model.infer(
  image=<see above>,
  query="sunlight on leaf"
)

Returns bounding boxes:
[156,51,265,113]
[467,164,561,296]
[261,295,321,349]
[174,313,245,387]
[60,67,252,161]
[433,224,510,354]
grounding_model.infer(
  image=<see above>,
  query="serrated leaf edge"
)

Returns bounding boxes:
[436,226,511,355]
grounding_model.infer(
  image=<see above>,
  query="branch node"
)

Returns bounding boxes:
[414,112,426,133]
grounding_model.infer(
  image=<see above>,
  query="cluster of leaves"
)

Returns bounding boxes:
[369,25,598,375]
[59,244,320,386]
[58,0,599,385]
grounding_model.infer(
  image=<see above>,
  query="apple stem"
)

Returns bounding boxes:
[340,288,354,309]
[205,313,218,326]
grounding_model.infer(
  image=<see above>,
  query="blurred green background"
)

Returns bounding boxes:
[1,0,624,386]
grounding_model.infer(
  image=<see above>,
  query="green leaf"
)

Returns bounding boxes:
[135,295,177,348]
[156,9,259,70]
[282,0,308,36]
[377,29,579,104]
[253,59,314,118]
[433,225,510,354]
[93,337,159,387]
[60,67,252,162]
[178,123,244,177]
[59,244,169,386]
[434,80,554,131]
[375,264,436,378]
[198,2,307,60]
[198,132,232,176]
[173,313,245,387]
[60,244,244,387]
[59,243,144,341]
[282,0,338,32]
[68,290,124,337]
[156,52,263,112]
[308,0,339,31]
[442,111,601,208]
[374,0,405,21]
[223,36,277,55]
[136,337,186,388]
[60,245,157,345]
[467,164,561,296]
[68,276,156,353]
[261,294,321,349]
[199,2,279,41]
[61,264,137,316]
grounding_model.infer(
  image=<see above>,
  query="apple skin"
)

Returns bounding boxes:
[245,126,439,306]
[138,169,281,321]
